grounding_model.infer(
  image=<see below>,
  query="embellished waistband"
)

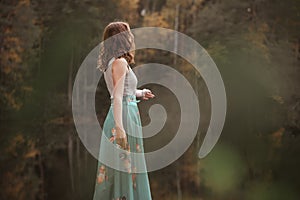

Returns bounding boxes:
[110,95,140,105]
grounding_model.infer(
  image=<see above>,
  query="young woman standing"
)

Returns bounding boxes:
[93,21,154,200]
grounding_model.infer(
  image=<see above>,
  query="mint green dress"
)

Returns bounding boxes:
[93,57,152,200]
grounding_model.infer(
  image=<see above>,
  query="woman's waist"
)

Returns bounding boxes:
[110,94,140,104]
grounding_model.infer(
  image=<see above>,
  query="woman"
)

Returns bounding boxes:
[93,21,154,200]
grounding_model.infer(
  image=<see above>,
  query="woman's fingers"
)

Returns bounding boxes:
[147,93,155,98]
[143,89,155,100]
[116,137,128,150]
[144,94,154,100]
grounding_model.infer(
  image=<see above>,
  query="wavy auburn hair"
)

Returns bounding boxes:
[97,21,135,72]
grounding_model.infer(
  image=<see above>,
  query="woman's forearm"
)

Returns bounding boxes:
[136,88,150,98]
[113,95,124,132]
[111,58,128,136]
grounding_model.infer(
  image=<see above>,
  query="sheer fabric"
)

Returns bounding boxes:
[93,57,152,200]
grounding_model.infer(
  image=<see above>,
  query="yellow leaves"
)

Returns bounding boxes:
[245,22,270,61]
[271,95,284,104]
[2,171,26,200]
[114,0,139,10]
[24,149,40,158]
[2,134,41,200]
[142,12,171,28]
[5,133,40,159]
[1,35,23,74]
[18,0,31,7]
[5,133,25,156]
[21,86,33,92]
[1,0,41,109]
[1,85,32,111]
[3,90,23,110]
[112,0,139,23]
[14,134,25,144]
[3,49,22,64]
[24,139,40,158]
[4,36,20,44]
[3,26,12,34]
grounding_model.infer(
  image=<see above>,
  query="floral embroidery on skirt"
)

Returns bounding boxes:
[92,95,152,200]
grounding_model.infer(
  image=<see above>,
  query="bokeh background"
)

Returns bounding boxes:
[1,0,300,199]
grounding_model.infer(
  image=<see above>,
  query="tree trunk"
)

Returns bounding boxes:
[173,4,180,66]
[68,134,75,192]
[76,136,81,195]
[174,4,182,200]
[176,162,182,200]
[38,153,46,200]
[68,48,74,106]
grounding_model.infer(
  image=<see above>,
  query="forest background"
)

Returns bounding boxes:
[1,0,300,199]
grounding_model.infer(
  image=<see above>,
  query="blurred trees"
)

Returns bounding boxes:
[0,0,40,113]
[0,0,299,199]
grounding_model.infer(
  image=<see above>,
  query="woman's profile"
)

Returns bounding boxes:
[93,21,154,200]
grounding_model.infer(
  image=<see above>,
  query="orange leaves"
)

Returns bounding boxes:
[142,12,171,28]
[271,95,284,104]
[1,35,24,74]
[24,138,39,157]
[2,133,41,200]
[245,22,271,61]
[2,171,26,200]
[5,133,40,159]
[5,133,25,157]
[112,0,139,23]
[270,127,285,148]
[3,132,39,182]
[24,149,40,159]
[0,0,41,111]
[21,86,33,92]
[18,0,31,6]
[3,89,23,110]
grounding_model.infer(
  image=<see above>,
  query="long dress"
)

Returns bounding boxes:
[93,57,152,200]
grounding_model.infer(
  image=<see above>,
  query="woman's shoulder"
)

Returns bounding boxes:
[111,57,129,73]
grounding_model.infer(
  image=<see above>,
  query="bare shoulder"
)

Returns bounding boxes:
[112,57,129,74]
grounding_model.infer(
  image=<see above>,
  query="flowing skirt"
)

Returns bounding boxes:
[93,95,152,200]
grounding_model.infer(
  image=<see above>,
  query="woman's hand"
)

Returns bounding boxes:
[115,127,129,150]
[111,58,128,150]
[141,89,155,100]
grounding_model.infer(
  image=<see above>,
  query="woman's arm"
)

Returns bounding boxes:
[136,89,146,98]
[111,58,128,148]
[136,88,155,100]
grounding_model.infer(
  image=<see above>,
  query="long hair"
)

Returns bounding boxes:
[97,21,135,72]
